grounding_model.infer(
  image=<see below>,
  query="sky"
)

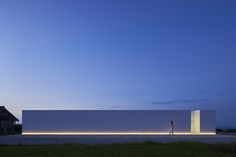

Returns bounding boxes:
[0,0,236,128]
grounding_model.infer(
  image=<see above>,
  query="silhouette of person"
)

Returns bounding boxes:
[169,121,174,135]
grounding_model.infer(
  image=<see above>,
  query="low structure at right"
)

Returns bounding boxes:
[191,110,215,134]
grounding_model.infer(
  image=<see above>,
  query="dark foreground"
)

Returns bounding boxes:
[1,142,236,157]
[1,135,236,145]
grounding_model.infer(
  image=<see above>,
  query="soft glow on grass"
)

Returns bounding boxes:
[22,132,216,135]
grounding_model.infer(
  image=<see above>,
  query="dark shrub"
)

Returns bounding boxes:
[14,124,22,134]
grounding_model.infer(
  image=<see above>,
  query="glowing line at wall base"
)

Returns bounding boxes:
[22,132,216,135]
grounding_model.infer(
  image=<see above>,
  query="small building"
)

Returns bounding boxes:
[0,106,19,135]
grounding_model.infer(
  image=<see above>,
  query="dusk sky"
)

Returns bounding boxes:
[0,0,236,128]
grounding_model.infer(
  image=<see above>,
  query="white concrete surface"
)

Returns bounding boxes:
[22,110,216,134]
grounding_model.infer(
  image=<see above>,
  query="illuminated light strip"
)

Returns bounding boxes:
[22,132,216,135]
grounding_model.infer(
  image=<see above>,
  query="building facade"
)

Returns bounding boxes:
[22,110,215,135]
[0,106,19,135]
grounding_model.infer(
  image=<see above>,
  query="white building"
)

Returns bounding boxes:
[22,110,215,135]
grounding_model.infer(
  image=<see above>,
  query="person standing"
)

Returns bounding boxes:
[169,121,174,135]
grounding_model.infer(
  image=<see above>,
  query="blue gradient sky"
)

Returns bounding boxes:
[0,0,236,128]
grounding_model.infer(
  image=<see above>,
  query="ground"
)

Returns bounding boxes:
[1,134,236,145]
[0,142,236,157]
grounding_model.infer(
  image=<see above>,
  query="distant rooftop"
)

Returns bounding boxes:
[0,106,19,121]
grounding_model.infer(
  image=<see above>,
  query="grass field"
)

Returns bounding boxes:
[0,142,236,157]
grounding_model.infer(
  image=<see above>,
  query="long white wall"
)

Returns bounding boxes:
[200,110,216,133]
[23,110,191,133]
[22,110,215,134]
